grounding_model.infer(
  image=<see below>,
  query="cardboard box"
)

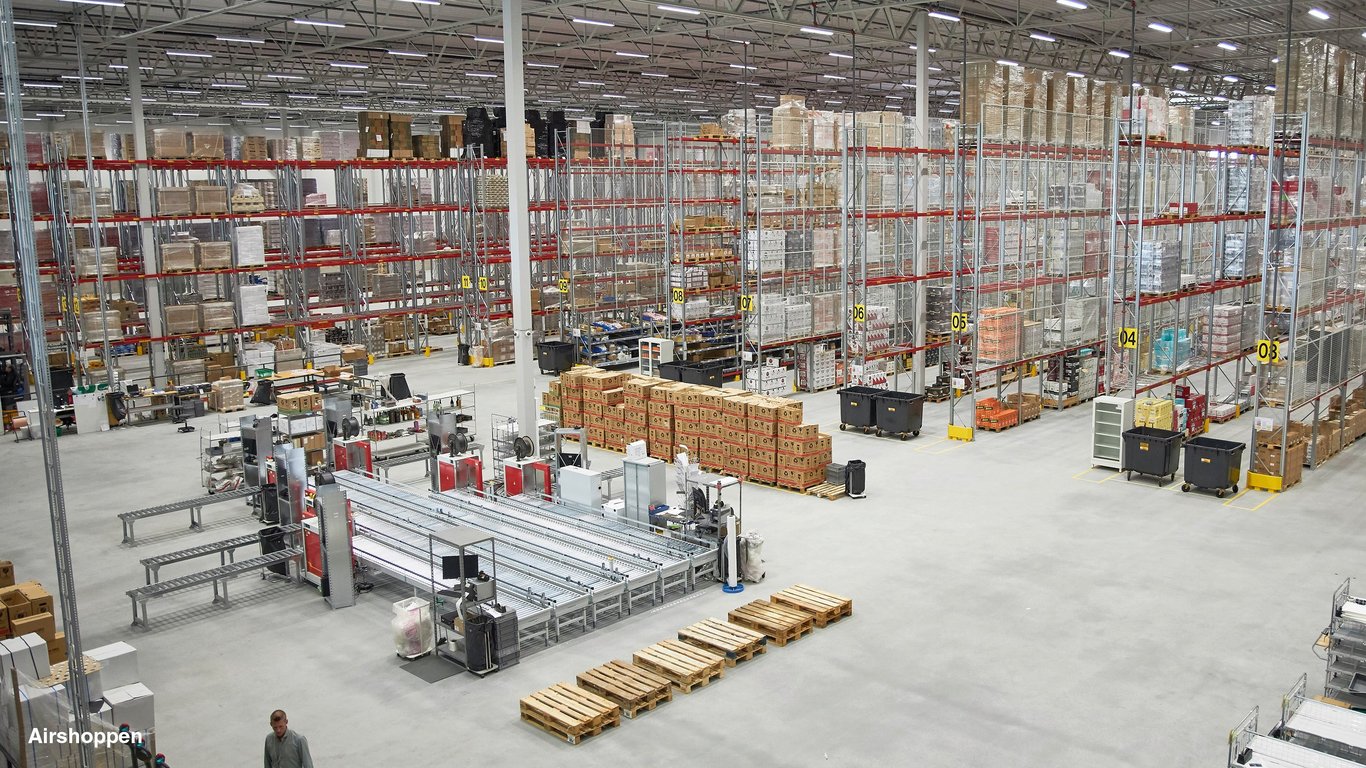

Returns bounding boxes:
[16,582,52,615]
[196,241,233,270]
[160,241,197,272]
[10,612,55,643]
[747,431,776,451]
[104,682,155,734]
[85,641,138,689]
[192,185,229,215]
[0,585,30,621]
[155,187,193,216]
[0,560,12,588]
[47,631,66,665]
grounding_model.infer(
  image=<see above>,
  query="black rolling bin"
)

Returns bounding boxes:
[1121,426,1183,486]
[837,386,882,433]
[873,391,925,440]
[536,341,577,375]
[1181,436,1245,497]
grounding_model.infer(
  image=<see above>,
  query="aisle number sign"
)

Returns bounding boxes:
[851,303,867,323]
[1257,338,1282,364]
[739,294,755,312]
[460,275,472,290]
[558,277,570,292]
[950,312,970,333]
[478,276,489,291]
[671,287,686,305]
[1117,327,1138,349]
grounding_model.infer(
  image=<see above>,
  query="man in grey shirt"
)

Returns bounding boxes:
[265,709,314,768]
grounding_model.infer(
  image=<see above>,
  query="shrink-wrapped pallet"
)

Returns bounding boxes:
[771,95,810,148]
[234,225,265,267]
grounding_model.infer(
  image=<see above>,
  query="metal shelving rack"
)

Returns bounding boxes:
[1105,107,1266,419]
[664,123,742,378]
[948,102,1111,441]
[559,127,667,370]
[736,114,841,393]
[841,117,956,392]
[1247,95,1366,490]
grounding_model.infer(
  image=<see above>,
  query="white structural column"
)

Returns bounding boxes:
[912,12,930,391]
[127,41,168,384]
[503,0,537,437]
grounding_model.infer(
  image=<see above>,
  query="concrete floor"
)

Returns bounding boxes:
[3,353,1365,767]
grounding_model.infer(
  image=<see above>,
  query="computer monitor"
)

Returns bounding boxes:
[441,554,479,580]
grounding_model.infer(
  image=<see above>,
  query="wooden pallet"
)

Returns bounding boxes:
[677,619,768,666]
[769,585,854,628]
[519,683,622,745]
[727,600,815,647]
[210,404,245,413]
[632,640,726,693]
[807,482,846,499]
[575,660,673,719]
[1043,395,1081,410]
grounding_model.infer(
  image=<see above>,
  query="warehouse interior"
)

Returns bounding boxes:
[1,0,1366,766]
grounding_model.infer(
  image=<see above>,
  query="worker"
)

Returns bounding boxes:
[264,710,314,768]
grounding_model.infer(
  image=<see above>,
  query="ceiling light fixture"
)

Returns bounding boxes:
[293,18,345,28]
[288,94,318,100]
[1265,84,1277,91]
[1308,8,1330,20]
[822,74,847,80]
[387,50,427,58]
[1108,49,1131,59]
[729,64,756,70]
[601,93,627,99]
[394,100,420,105]
[572,18,615,27]
[167,89,201,95]
[578,80,606,86]
[171,112,199,117]
[466,72,497,78]
[616,51,649,58]
[657,4,700,14]
[166,50,212,58]
[60,75,103,81]
[996,59,1020,66]
[396,0,440,6]
[800,26,835,36]
[1171,63,1191,72]
[211,82,248,89]
[216,35,264,44]
[56,0,124,7]
[927,10,960,22]
[23,82,62,88]
[1147,22,1173,33]
[15,20,59,28]
[1030,33,1056,42]
[240,101,269,107]
[206,121,231,126]
[340,105,367,111]
[1217,41,1237,51]
[266,74,306,80]
[526,62,559,68]
[642,72,669,77]
[672,87,695,92]
[330,62,369,69]
[472,36,503,44]
[1223,75,1239,82]
[829,52,853,59]
[398,81,425,87]
[1066,71,1086,78]
[432,109,457,115]
[35,112,66,118]
[1056,0,1086,9]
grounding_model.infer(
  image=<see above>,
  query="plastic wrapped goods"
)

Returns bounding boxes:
[391,598,434,658]
[771,95,810,148]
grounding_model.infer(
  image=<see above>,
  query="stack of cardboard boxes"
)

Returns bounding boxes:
[549,367,833,489]
[0,565,62,664]
[208,379,245,412]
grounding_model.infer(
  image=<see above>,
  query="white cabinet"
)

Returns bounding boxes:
[1092,396,1134,469]
[639,337,674,377]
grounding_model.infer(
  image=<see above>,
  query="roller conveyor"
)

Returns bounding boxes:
[336,472,630,633]
[448,489,718,594]
[349,514,560,645]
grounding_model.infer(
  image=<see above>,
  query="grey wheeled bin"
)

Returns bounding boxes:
[1181,436,1245,497]
[838,386,882,434]
[873,391,925,440]
[1121,426,1183,486]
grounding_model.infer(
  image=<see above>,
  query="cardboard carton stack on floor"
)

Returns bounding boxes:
[551,368,833,489]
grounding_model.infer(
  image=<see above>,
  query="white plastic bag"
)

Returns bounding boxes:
[391,597,434,658]
[739,532,766,583]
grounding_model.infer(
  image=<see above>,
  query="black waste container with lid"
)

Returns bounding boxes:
[1121,426,1183,486]
[873,391,925,439]
[259,525,289,575]
[680,361,724,387]
[1182,436,1245,496]
[838,387,883,433]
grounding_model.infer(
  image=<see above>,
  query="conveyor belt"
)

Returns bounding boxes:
[336,473,629,637]
[1284,700,1366,758]
[449,489,714,594]
[138,524,301,583]
[348,518,558,645]
[118,486,259,545]
[341,473,660,598]
[1243,735,1362,768]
